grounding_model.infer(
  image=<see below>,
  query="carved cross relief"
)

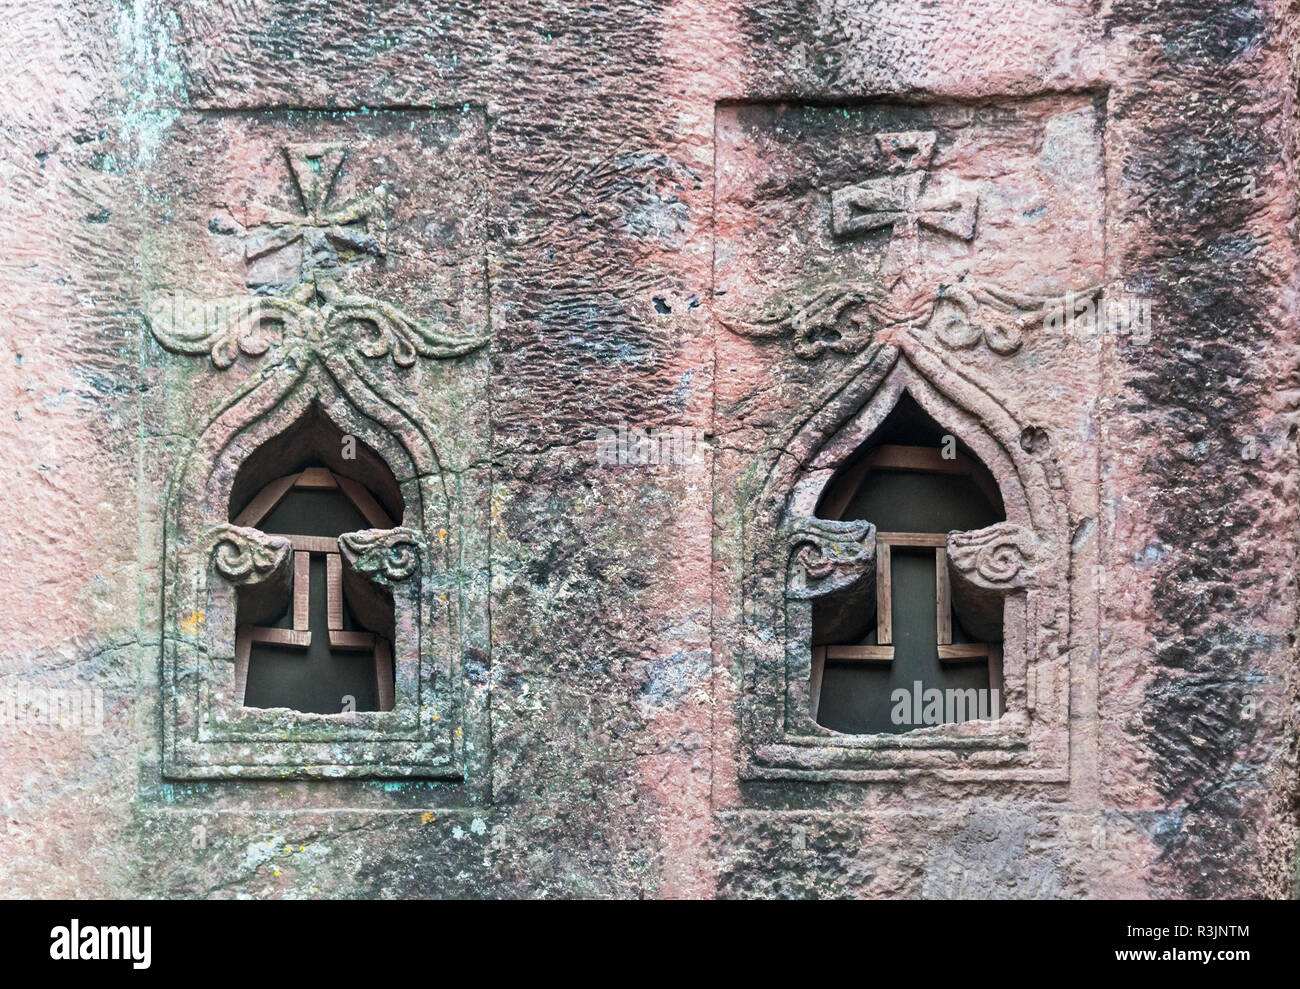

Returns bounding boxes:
[244,142,389,292]
[830,130,978,285]
[717,110,1104,360]
[146,141,488,371]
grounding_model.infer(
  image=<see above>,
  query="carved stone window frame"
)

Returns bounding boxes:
[219,464,415,713]
[740,348,1074,784]
[161,364,464,779]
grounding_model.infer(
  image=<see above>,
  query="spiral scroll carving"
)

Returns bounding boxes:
[338,527,424,585]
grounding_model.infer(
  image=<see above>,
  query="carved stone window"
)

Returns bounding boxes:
[223,453,405,715]
[808,395,1007,733]
[715,98,1094,785]
[168,402,452,778]
[150,112,489,782]
[737,357,1071,784]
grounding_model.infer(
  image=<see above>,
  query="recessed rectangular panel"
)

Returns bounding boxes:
[715,95,1106,337]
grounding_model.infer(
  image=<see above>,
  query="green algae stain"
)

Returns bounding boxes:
[114,0,185,168]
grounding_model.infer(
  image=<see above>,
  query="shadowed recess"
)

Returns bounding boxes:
[814,394,1004,734]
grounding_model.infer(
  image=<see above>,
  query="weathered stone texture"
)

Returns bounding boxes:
[0,0,1296,897]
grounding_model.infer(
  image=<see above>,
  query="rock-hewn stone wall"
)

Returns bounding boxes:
[0,0,1295,898]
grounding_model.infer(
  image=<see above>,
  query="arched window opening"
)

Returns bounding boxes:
[226,406,403,714]
[811,393,1006,734]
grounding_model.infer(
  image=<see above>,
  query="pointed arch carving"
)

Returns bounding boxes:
[736,346,1075,784]
[161,356,472,780]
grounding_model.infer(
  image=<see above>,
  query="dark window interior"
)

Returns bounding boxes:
[242,486,388,713]
[228,406,403,526]
[228,405,400,715]
[813,394,1004,734]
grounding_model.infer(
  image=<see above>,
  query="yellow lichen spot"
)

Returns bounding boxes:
[179,610,205,637]
[421,812,436,824]
[437,528,449,543]
[455,727,463,739]
[432,713,440,721]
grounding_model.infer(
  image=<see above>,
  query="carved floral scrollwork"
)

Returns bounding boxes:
[325,290,486,366]
[926,283,1104,357]
[147,279,487,370]
[146,293,307,370]
[786,518,877,599]
[720,278,1103,361]
[146,140,488,373]
[946,521,1041,590]
[338,527,425,585]
[719,282,887,360]
[207,524,292,585]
